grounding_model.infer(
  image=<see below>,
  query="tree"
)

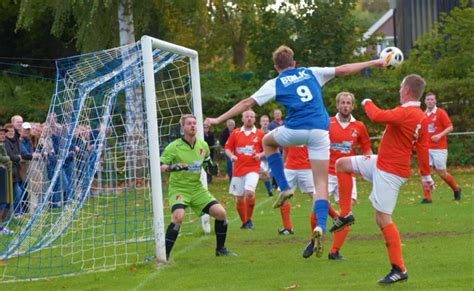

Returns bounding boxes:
[208,0,271,70]
[16,0,156,53]
[249,0,362,78]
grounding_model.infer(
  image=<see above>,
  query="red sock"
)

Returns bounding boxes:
[443,173,459,191]
[423,188,432,200]
[280,202,292,230]
[330,226,350,254]
[381,223,405,272]
[337,172,353,217]
[328,204,339,219]
[246,197,255,220]
[236,198,247,224]
[309,211,317,231]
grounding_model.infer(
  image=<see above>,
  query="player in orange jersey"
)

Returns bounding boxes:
[277,145,314,235]
[329,75,434,285]
[302,92,372,259]
[225,110,265,230]
[420,92,461,203]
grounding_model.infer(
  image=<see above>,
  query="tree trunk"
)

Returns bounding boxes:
[118,0,146,184]
[232,40,246,70]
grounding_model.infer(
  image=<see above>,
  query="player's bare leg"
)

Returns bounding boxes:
[309,159,329,257]
[263,133,293,208]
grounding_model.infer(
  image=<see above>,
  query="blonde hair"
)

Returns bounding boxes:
[272,45,295,70]
[335,92,355,105]
[180,114,196,126]
[402,74,426,100]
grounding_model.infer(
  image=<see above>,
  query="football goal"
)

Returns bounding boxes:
[0,36,209,282]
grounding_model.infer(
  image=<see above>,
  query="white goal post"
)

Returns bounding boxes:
[141,36,209,263]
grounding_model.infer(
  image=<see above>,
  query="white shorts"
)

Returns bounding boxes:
[260,159,269,173]
[328,174,357,202]
[429,149,448,170]
[229,172,260,196]
[350,155,407,215]
[284,169,314,193]
[272,126,329,160]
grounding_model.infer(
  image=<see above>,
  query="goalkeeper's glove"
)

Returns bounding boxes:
[168,163,189,172]
[203,157,218,176]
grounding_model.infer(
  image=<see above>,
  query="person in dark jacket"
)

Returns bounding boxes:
[219,119,235,182]
[204,124,216,184]
[4,124,23,216]
[0,127,14,234]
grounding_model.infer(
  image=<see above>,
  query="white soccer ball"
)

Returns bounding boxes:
[379,46,404,69]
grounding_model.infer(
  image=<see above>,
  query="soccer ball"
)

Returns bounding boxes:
[379,46,404,69]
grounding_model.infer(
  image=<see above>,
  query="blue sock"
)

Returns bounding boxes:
[313,199,329,233]
[264,180,272,194]
[267,153,290,191]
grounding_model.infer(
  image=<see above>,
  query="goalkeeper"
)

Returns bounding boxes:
[160,114,236,259]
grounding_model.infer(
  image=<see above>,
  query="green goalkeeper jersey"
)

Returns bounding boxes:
[160,137,210,193]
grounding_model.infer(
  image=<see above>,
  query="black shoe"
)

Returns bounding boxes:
[278,228,294,235]
[302,240,315,259]
[240,220,255,230]
[454,187,461,201]
[267,191,274,197]
[216,247,237,257]
[328,251,344,260]
[329,213,355,233]
[377,265,408,285]
[420,198,432,204]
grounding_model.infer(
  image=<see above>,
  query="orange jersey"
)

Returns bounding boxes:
[425,107,452,149]
[283,145,311,170]
[328,115,371,175]
[363,100,430,178]
[225,127,264,176]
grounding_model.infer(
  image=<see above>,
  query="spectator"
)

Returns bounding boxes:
[3,124,23,217]
[268,109,285,189]
[259,115,273,197]
[18,122,35,214]
[0,127,13,234]
[267,109,284,131]
[204,124,216,184]
[11,115,23,141]
[219,119,236,182]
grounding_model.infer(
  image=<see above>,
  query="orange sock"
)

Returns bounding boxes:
[309,211,317,231]
[423,188,432,200]
[236,197,247,224]
[280,202,292,230]
[246,197,255,221]
[329,226,350,254]
[328,204,339,219]
[443,173,459,191]
[337,172,353,217]
[381,223,405,272]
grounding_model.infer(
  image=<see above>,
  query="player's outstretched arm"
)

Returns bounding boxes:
[205,97,256,126]
[335,59,384,76]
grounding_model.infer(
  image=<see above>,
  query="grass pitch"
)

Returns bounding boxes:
[6,169,473,290]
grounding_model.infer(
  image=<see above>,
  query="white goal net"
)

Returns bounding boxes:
[0,36,206,281]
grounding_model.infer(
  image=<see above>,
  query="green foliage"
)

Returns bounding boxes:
[404,6,474,79]
[0,74,53,125]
